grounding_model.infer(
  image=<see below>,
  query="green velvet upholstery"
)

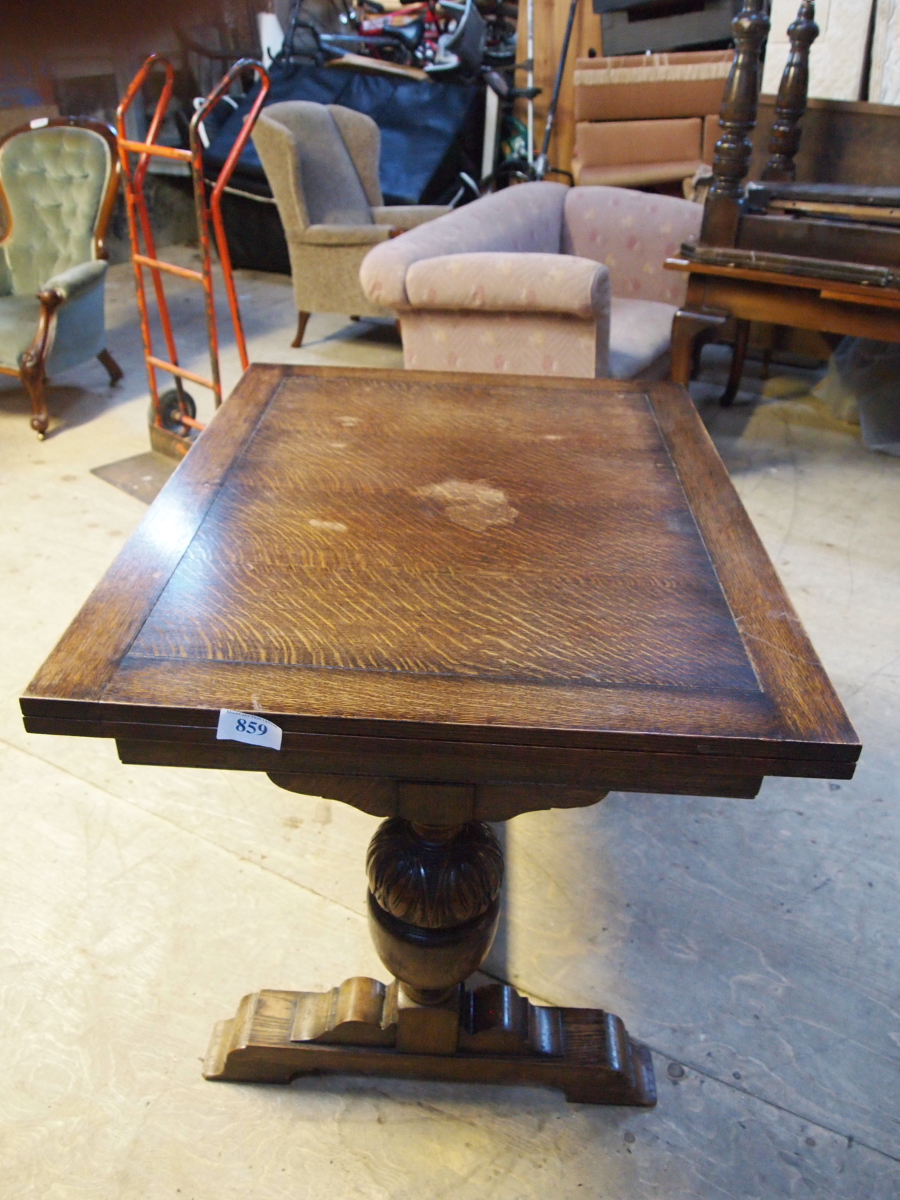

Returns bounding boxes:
[0,295,41,365]
[0,125,112,373]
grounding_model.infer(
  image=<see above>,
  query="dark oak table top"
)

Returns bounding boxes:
[22,366,860,810]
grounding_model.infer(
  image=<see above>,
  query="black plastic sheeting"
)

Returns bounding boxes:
[205,60,477,205]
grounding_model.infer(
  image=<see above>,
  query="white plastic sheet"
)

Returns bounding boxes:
[814,337,900,456]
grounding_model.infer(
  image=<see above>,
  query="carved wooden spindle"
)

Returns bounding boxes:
[366,818,504,1006]
[701,0,770,247]
[762,1,819,182]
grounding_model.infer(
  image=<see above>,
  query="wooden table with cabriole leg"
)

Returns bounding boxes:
[666,256,900,407]
[21,365,860,1107]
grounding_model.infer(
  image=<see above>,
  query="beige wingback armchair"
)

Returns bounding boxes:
[252,101,450,347]
[359,181,703,379]
[0,117,122,437]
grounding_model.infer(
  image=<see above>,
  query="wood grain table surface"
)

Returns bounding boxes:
[21,365,860,811]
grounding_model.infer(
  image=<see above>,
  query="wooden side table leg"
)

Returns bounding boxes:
[670,309,728,387]
[204,811,656,1106]
[720,317,751,407]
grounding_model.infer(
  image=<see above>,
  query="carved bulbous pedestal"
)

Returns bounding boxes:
[366,819,504,1003]
[203,803,655,1104]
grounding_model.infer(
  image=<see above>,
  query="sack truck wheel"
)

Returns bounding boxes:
[153,389,197,436]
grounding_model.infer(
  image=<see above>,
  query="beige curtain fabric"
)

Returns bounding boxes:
[870,0,900,104]
[762,0,874,101]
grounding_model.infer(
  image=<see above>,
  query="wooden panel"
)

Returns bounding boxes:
[749,95,900,186]
[24,364,286,703]
[113,738,768,798]
[683,274,900,342]
[127,376,756,693]
[21,367,860,795]
[737,213,900,270]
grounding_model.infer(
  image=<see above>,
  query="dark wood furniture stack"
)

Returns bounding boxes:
[668,0,900,405]
[21,365,860,1105]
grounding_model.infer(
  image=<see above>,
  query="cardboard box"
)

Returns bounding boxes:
[575,116,702,166]
[574,50,732,123]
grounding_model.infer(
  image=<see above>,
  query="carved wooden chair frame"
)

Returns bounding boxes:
[0,116,122,436]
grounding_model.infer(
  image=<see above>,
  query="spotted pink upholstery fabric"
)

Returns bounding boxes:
[405,252,610,320]
[401,310,606,378]
[359,182,702,379]
[562,186,701,307]
[360,181,568,309]
[608,297,679,379]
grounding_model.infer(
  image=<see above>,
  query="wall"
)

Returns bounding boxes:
[761,0,874,102]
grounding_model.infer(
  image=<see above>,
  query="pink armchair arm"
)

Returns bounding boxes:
[405,252,610,321]
[360,181,569,309]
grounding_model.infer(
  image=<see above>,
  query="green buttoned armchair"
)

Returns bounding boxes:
[0,117,122,438]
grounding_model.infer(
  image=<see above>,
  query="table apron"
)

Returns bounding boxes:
[685,274,900,340]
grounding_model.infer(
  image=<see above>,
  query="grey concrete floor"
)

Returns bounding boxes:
[1,257,898,1199]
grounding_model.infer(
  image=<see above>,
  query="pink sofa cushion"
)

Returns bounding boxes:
[405,252,610,320]
[562,186,701,306]
[360,181,568,309]
[608,297,677,378]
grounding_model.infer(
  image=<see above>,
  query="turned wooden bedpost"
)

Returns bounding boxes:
[762,1,819,182]
[701,0,770,247]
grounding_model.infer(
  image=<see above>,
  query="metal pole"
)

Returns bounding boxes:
[526,0,535,165]
[534,0,578,179]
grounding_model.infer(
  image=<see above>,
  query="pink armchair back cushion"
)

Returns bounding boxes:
[562,186,700,307]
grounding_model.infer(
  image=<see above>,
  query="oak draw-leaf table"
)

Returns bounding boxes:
[21,365,860,1107]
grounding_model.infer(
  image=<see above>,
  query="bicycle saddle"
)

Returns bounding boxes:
[385,17,426,52]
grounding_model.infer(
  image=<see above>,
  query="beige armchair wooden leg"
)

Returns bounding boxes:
[292,312,310,348]
[98,348,123,384]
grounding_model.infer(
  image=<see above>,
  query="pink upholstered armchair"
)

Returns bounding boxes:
[359,182,702,379]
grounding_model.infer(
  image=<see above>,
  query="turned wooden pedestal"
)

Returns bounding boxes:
[22,366,859,1108]
[204,811,654,1105]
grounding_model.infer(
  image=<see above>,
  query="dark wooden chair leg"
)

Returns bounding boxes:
[761,1,819,183]
[98,348,123,384]
[720,317,751,407]
[292,312,310,348]
[20,361,49,438]
[19,288,63,438]
[700,0,770,247]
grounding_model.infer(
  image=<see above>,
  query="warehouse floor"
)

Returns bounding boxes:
[2,254,898,1199]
